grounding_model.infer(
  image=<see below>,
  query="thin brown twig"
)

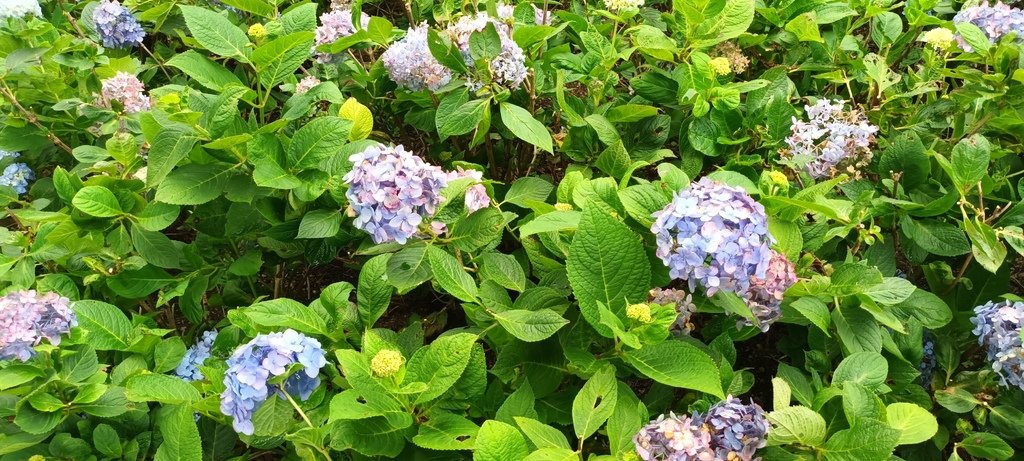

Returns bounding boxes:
[0,86,74,154]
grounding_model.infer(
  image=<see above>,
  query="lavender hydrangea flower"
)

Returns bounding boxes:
[220,329,327,435]
[649,288,698,335]
[743,250,796,331]
[343,144,449,244]
[784,99,878,179]
[651,178,774,298]
[971,300,1024,389]
[0,0,42,19]
[101,72,151,114]
[175,330,218,382]
[698,397,770,461]
[953,2,1024,52]
[295,75,321,94]
[633,412,715,461]
[534,5,553,25]
[447,13,528,88]
[0,163,34,195]
[92,0,145,49]
[381,23,453,92]
[0,290,76,362]
[447,167,490,213]
[313,9,370,63]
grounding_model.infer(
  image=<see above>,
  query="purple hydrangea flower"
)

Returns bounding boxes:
[971,300,1024,389]
[651,178,774,298]
[220,329,327,435]
[743,250,796,331]
[447,167,490,213]
[0,163,34,195]
[649,288,698,336]
[0,290,76,362]
[954,2,1024,52]
[92,0,145,49]
[381,23,453,92]
[343,144,449,244]
[785,99,878,179]
[313,9,370,63]
[697,397,770,461]
[446,12,528,88]
[295,75,321,94]
[0,0,42,19]
[175,330,218,382]
[634,412,716,461]
[101,72,151,114]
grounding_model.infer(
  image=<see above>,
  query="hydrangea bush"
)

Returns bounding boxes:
[1,0,1023,459]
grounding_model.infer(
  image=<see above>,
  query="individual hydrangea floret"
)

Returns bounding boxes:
[447,167,490,213]
[175,330,218,382]
[604,0,644,11]
[382,23,453,92]
[0,0,42,19]
[971,300,1024,389]
[220,329,327,435]
[922,27,956,49]
[0,163,34,195]
[743,250,796,331]
[92,0,145,49]
[314,9,370,63]
[343,144,448,244]
[784,99,878,179]
[0,290,76,362]
[447,12,528,88]
[953,2,1024,52]
[101,72,151,114]
[697,396,770,461]
[371,349,404,377]
[651,178,774,298]
[711,41,749,74]
[649,288,698,335]
[634,412,715,461]
[295,75,321,94]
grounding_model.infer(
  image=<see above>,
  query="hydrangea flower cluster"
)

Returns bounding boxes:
[448,167,490,213]
[0,290,77,362]
[313,9,370,63]
[651,178,774,298]
[220,329,327,435]
[0,0,42,19]
[649,288,698,335]
[634,397,769,461]
[784,99,878,179]
[382,24,453,92]
[920,330,936,386]
[0,150,17,161]
[295,75,321,94]
[343,144,449,244]
[953,2,1024,52]
[101,72,151,114]
[534,5,553,25]
[712,41,749,74]
[604,0,644,11]
[0,163,34,195]
[744,250,796,331]
[922,27,956,49]
[970,300,1024,389]
[175,330,218,382]
[92,0,145,49]
[447,13,528,88]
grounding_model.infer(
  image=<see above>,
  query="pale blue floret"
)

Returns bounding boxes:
[0,163,35,195]
[175,330,218,382]
[971,300,1024,389]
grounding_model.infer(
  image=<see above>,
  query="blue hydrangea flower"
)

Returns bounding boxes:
[381,23,453,92]
[698,396,770,461]
[92,0,145,49]
[785,99,878,179]
[220,329,327,435]
[0,150,19,161]
[0,0,42,19]
[0,163,34,195]
[971,300,1024,389]
[0,290,77,362]
[343,144,449,244]
[175,330,218,382]
[954,2,1024,52]
[920,330,936,387]
[651,178,774,298]
[633,412,715,460]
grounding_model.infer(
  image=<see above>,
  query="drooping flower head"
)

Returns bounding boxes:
[175,330,218,382]
[784,99,878,179]
[343,144,449,244]
[92,0,145,49]
[381,23,453,92]
[313,9,370,63]
[295,75,321,94]
[743,250,796,331]
[101,72,151,114]
[953,2,1024,52]
[0,290,76,362]
[697,397,770,461]
[634,412,715,461]
[220,329,327,435]
[446,12,528,88]
[0,163,34,195]
[649,288,698,335]
[447,167,490,213]
[0,0,42,19]
[971,300,1024,389]
[651,178,774,298]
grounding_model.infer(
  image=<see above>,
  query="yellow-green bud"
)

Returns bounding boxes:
[921,28,954,50]
[247,23,267,39]
[709,57,731,76]
[29,456,46,461]
[554,203,573,211]
[370,349,404,378]
[626,303,652,323]
[768,171,789,189]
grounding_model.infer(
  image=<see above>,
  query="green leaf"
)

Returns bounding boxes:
[73,300,132,350]
[790,297,831,334]
[965,217,1006,273]
[691,0,755,47]
[125,374,201,405]
[878,132,929,189]
[567,204,650,336]
[520,211,581,237]
[514,417,571,450]
[154,337,186,373]
[339,98,374,141]
[885,402,938,445]
[154,405,203,461]
[961,433,1014,461]
[179,5,252,62]
[288,116,351,169]
[330,417,411,457]
[243,298,330,336]
[59,346,99,383]
[622,341,724,398]
[571,364,618,440]
[470,23,503,61]
[828,263,884,297]
[767,406,827,447]
[493,309,568,342]
[504,177,554,207]
[252,32,316,87]
[474,420,530,461]
[823,420,900,461]
[155,164,232,205]
[131,226,180,269]
[72,186,122,217]
[955,22,992,54]
[950,134,991,193]
[426,245,478,302]
[439,99,488,138]
[606,383,646,456]
[405,333,478,404]
[93,424,122,458]
[900,216,971,257]
[861,277,916,305]
[412,412,479,451]
[449,207,506,252]
[357,254,393,329]
[386,244,432,292]
[499,102,553,153]
[479,252,526,292]
[832,351,888,390]
[297,209,342,239]
[166,50,243,92]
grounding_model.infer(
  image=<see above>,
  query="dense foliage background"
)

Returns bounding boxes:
[2,0,1024,459]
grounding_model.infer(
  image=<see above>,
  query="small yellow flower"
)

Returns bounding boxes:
[247,23,267,39]
[554,203,573,211]
[768,171,789,189]
[921,28,954,50]
[709,57,732,76]
[626,303,652,323]
[370,349,404,378]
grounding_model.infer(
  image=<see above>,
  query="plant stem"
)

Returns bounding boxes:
[0,85,73,154]
[284,390,314,428]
